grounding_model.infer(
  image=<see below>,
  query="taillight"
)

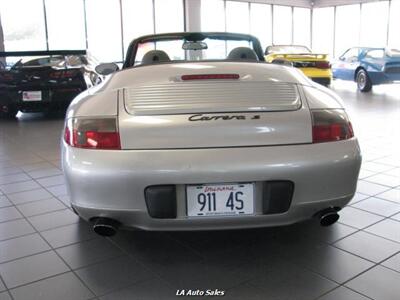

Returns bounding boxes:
[64,118,121,150]
[181,74,240,81]
[315,61,331,69]
[311,109,354,143]
[50,70,77,79]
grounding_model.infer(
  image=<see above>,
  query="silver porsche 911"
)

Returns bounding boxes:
[62,32,361,236]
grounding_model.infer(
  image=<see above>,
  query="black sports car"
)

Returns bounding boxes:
[0,50,102,118]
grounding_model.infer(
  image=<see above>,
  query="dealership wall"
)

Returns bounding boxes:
[0,0,399,64]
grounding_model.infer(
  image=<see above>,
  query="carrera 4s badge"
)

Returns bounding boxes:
[188,114,261,121]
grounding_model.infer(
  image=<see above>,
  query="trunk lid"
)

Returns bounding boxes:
[117,62,313,149]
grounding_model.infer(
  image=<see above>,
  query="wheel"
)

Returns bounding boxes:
[356,69,372,92]
[0,105,18,119]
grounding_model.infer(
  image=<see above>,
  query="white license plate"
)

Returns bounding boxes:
[22,91,42,101]
[187,183,254,217]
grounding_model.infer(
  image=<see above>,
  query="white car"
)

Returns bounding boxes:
[62,32,361,236]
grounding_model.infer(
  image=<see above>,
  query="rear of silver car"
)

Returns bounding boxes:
[62,75,361,232]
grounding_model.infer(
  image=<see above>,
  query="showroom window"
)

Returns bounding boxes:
[201,0,225,32]
[85,0,123,62]
[360,1,389,48]
[121,0,154,55]
[0,0,47,51]
[250,3,272,50]
[388,0,400,49]
[273,5,292,45]
[226,1,250,34]
[335,4,360,58]
[154,0,184,34]
[293,7,311,48]
[45,0,86,50]
[312,7,334,57]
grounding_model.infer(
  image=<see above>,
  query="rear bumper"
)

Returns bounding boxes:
[299,68,332,85]
[62,139,361,231]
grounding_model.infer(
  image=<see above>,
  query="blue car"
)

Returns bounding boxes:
[332,47,400,92]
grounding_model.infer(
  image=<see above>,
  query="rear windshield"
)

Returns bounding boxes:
[134,37,255,66]
[387,49,400,57]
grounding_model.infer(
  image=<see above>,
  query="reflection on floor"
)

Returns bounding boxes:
[0,81,399,300]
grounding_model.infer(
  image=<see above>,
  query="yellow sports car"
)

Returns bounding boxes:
[265,45,332,86]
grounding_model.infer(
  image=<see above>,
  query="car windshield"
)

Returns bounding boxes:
[267,45,311,54]
[132,34,260,66]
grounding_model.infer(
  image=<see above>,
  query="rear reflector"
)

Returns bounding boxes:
[312,109,354,143]
[64,118,121,150]
[181,74,240,81]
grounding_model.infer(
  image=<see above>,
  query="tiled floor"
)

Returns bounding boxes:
[0,81,399,300]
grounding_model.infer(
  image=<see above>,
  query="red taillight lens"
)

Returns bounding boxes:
[181,74,240,81]
[312,109,354,143]
[64,118,121,150]
[50,70,77,79]
[315,61,331,69]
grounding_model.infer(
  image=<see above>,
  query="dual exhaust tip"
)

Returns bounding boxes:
[91,207,340,237]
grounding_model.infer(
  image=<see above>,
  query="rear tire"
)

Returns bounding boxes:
[0,106,18,119]
[356,69,372,92]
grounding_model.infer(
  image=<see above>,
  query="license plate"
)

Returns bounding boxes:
[22,91,42,101]
[187,183,254,217]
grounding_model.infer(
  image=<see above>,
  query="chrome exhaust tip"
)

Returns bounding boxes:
[316,208,340,227]
[92,217,120,237]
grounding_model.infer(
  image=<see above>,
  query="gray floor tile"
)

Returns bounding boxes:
[17,198,65,217]
[384,168,400,178]
[75,256,154,296]
[346,265,400,300]
[357,180,391,196]
[0,292,11,300]
[99,278,178,300]
[0,174,30,185]
[284,243,373,283]
[10,272,94,300]
[382,252,400,273]
[7,188,53,205]
[365,219,400,243]
[376,188,400,203]
[0,251,69,288]
[0,207,22,223]
[353,197,400,217]
[334,231,400,263]
[46,184,68,197]
[318,286,370,300]
[361,162,394,173]
[339,206,384,229]
[0,196,11,208]
[391,213,400,221]
[247,259,337,300]
[36,175,65,188]
[0,280,4,292]
[56,238,123,269]
[365,173,400,188]
[0,219,35,241]
[0,167,22,177]
[0,180,40,194]
[0,233,50,263]
[28,209,79,232]
[349,193,370,205]
[358,169,375,180]
[41,221,98,248]
[20,162,55,172]
[27,168,62,179]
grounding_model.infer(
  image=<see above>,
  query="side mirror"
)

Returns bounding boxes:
[339,56,345,61]
[95,63,119,76]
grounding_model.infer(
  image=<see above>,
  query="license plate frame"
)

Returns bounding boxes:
[186,183,254,217]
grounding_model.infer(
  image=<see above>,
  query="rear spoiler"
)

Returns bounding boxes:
[0,50,87,57]
[267,53,329,60]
